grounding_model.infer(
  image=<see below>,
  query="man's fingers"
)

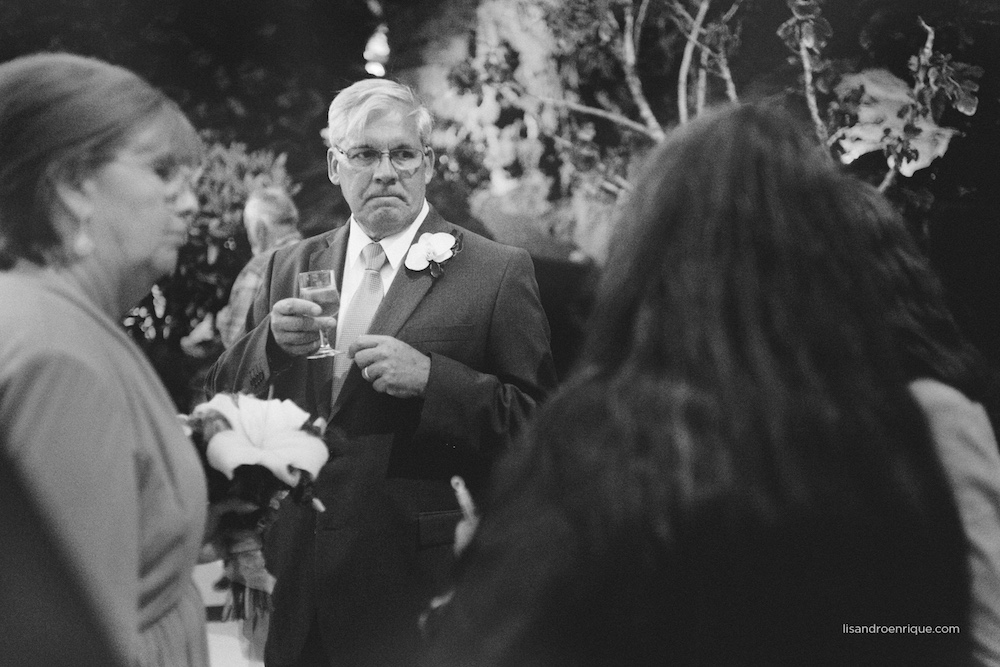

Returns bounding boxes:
[350,334,389,355]
[273,297,321,317]
[274,313,334,337]
[275,314,323,333]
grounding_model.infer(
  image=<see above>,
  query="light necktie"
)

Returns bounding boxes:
[331,242,387,403]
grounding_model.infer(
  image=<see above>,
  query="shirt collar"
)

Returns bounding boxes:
[346,199,429,270]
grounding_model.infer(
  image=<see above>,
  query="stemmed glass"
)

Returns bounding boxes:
[297,270,340,359]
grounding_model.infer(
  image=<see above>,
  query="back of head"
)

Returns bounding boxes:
[550,103,971,662]
[847,185,987,384]
[325,77,432,149]
[587,104,842,373]
[244,186,299,254]
[845,182,1000,434]
[0,52,201,268]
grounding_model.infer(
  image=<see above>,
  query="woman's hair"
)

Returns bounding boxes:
[325,78,432,150]
[850,185,988,385]
[848,182,1000,435]
[581,105,943,504]
[0,52,202,268]
[433,103,969,665]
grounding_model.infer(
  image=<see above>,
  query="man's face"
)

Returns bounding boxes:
[327,102,434,241]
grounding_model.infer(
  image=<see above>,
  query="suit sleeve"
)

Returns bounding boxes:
[418,247,557,458]
[205,250,290,398]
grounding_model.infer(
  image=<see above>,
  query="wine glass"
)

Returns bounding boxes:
[297,270,340,359]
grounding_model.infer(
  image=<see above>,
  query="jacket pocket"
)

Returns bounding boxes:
[417,509,463,548]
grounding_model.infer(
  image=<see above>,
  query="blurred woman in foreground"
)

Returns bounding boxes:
[854,184,1000,666]
[425,104,970,666]
[0,52,209,665]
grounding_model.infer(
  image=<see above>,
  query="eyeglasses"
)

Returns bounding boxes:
[334,145,427,174]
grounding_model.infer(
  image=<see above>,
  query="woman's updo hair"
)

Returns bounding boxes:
[0,52,201,268]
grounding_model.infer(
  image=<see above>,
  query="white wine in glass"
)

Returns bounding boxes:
[297,270,339,359]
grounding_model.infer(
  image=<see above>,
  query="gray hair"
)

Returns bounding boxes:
[326,78,433,149]
[245,186,298,229]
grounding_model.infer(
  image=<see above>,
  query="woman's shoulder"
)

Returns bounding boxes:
[909,377,987,421]
[909,377,998,461]
[0,273,122,386]
[0,274,75,349]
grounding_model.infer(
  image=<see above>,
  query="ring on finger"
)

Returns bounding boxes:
[363,366,370,381]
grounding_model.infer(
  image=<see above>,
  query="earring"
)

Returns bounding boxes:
[73,230,95,258]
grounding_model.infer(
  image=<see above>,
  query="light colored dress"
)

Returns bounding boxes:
[0,268,209,666]
[911,378,1000,667]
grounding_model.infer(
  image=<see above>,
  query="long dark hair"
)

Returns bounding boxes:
[849,183,1000,430]
[584,105,949,516]
[431,104,970,666]
[0,52,201,268]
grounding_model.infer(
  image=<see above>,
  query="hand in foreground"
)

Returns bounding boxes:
[351,334,430,399]
[451,476,479,556]
[270,297,337,357]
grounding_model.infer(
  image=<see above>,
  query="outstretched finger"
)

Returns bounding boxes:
[274,297,321,318]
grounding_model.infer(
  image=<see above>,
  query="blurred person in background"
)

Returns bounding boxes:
[217,186,302,348]
[0,52,211,666]
[424,103,971,666]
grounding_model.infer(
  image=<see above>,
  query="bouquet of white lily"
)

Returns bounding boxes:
[182,392,329,625]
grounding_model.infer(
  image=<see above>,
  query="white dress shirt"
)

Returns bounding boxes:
[334,200,429,350]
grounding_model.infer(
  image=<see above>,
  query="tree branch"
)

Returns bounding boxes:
[678,0,711,124]
[721,0,744,23]
[717,48,739,102]
[518,91,661,141]
[635,0,652,50]
[622,5,666,140]
[799,39,827,141]
[913,17,935,105]
[878,167,897,192]
[697,46,709,114]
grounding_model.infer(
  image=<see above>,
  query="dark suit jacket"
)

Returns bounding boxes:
[205,207,556,665]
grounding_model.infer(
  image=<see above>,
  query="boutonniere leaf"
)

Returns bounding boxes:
[405,231,463,278]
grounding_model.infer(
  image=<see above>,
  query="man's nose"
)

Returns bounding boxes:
[372,152,398,182]
[172,185,199,219]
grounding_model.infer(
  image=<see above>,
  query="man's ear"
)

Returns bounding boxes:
[327,148,341,185]
[423,147,435,185]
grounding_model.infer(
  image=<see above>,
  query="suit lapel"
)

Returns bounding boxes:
[330,209,455,416]
[369,209,454,337]
[308,225,349,419]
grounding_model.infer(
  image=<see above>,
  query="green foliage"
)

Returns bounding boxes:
[777,0,831,53]
[917,52,983,118]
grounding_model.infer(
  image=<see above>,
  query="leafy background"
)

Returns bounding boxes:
[1,0,999,409]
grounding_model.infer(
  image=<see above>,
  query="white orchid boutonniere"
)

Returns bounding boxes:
[404,231,463,278]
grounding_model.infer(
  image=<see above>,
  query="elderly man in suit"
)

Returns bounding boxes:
[206,78,556,666]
